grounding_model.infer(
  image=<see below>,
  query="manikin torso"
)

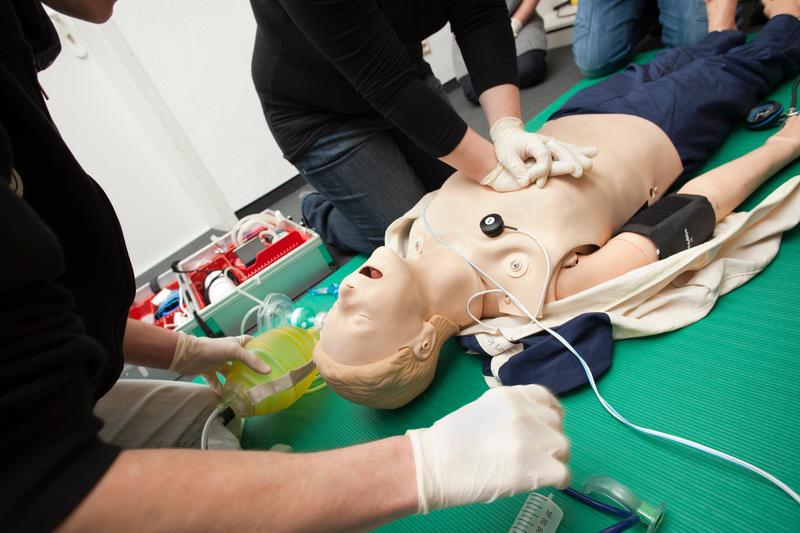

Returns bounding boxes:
[401,114,683,318]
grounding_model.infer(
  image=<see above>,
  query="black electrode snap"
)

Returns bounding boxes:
[480,213,505,238]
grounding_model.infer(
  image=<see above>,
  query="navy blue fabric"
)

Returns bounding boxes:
[457,312,614,395]
[551,15,800,177]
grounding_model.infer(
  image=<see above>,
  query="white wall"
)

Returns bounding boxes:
[39,15,213,276]
[38,3,576,276]
[425,24,456,84]
[112,0,298,211]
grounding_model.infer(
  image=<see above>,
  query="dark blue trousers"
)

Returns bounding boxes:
[551,15,800,176]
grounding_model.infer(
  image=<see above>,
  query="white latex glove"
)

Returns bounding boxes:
[170,332,271,395]
[480,163,530,192]
[491,117,598,188]
[406,385,570,514]
[510,17,523,38]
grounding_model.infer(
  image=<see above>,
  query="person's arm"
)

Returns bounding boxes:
[42,0,117,23]
[122,318,179,369]
[510,0,541,33]
[439,128,499,181]
[480,83,522,127]
[60,385,568,531]
[278,0,501,182]
[477,75,597,190]
[555,116,800,299]
[59,439,418,532]
[124,318,270,393]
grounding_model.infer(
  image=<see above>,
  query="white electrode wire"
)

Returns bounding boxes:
[176,274,193,317]
[201,403,225,451]
[221,267,268,334]
[224,267,265,308]
[420,206,800,504]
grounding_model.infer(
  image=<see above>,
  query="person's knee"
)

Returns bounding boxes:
[517,50,547,87]
[658,0,708,48]
[572,2,644,78]
[574,48,631,78]
[661,18,708,49]
[573,36,635,78]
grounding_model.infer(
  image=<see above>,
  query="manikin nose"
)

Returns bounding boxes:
[341,281,355,294]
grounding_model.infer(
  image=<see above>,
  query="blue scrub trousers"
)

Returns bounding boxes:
[551,15,800,177]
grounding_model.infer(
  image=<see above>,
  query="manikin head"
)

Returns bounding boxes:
[313,247,458,408]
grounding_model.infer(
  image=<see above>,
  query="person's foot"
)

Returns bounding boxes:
[299,189,322,228]
[706,0,738,31]
[762,0,800,18]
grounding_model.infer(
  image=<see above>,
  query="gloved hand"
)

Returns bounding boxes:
[510,17,523,38]
[480,163,530,192]
[406,384,570,514]
[491,117,598,188]
[170,332,271,395]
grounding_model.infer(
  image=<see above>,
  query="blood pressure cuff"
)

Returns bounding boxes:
[620,194,715,259]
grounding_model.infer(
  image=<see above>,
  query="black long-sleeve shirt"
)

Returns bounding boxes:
[1,1,134,529]
[250,0,517,162]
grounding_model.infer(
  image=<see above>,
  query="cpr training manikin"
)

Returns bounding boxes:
[314,119,800,408]
[314,17,800,408]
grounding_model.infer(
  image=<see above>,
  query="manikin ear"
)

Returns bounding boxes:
[410,322,437,361]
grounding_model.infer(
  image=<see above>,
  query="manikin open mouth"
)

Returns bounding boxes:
[359,265,383,279]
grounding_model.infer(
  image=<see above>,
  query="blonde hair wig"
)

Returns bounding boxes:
[313,315,458,409]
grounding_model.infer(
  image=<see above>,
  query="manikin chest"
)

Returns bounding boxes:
[397,114,683,319]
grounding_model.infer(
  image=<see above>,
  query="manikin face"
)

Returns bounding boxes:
[319,247,430,366]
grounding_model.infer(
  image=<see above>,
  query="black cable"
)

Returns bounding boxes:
[790,78,799,111]
[220,406,236,426]
[192,310,223,338]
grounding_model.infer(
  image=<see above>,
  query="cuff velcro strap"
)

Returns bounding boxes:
[619,194,715,259]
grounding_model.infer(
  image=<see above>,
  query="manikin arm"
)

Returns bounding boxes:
[555,116,800,299]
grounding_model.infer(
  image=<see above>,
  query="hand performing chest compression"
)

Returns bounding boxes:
[482,117,599,192]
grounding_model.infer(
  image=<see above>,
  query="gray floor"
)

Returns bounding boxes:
[448,44,583,139]
[136,44,582,287]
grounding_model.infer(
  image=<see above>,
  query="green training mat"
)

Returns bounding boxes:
[241,52,800,531]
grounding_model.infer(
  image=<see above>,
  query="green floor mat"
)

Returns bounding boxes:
[241,62,800,531]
